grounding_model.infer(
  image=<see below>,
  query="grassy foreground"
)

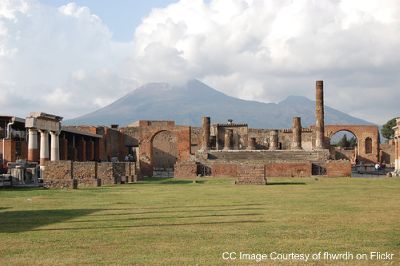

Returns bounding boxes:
[0,177,399,265]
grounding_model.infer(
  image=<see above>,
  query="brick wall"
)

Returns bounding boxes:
[211,163,238,177]
[236,164,266,185]
[174,162,198,178]
[265,162,312,177]
[325,160,351,177]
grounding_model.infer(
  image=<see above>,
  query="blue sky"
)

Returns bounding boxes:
[40,0,178,41]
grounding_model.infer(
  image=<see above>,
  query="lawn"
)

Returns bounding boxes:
[0,177,399,265]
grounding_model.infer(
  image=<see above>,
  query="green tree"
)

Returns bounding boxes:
[348,136,357,148]
[381,118,397,140]
[337,134,350,148]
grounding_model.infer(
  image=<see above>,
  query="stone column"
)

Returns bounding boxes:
[223,129,233,150]
[28,128,39,162]
[269,130,278,150]
[39,130,49,166]
[291,117,302,150]
[315,80,325,149]
[50,131,60,161]
[201,116,211,151]
[247,137,256,150]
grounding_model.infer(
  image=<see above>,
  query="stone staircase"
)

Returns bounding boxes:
[202,150,329,163]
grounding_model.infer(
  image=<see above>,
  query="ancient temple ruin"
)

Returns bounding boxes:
[0,80,396,188]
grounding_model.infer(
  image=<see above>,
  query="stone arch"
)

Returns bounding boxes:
[324,125,380,164]
[150,130,177,174]
[328,129,358,162]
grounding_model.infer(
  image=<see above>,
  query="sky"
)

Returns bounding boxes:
[0,0,399,124]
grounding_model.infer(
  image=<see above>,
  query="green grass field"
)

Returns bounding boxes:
[1,177,399,265]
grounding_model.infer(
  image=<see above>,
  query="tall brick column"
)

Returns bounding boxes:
[315,80,325,149]
[201,116,210,151]
[247,137,256,150]
[28,128,39,162]
[269,130,278,150]
[291,117,302,150]
[223,129,233,150]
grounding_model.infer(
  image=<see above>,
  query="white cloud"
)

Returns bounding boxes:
[130,0,400,124]
[0,0,399,124]
[0,0,135,118]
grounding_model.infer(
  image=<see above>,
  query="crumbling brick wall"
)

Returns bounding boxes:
[325,160,352,177]
[211,163,238,177]
[236,164,266,185]
[265,162,312,177]
[174,162,198,178]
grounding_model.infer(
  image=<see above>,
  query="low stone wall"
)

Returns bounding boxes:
[43,179,75,189]
[97,162,116,185]
[73,162,98,187]
[211,163,238,177]
[43,161,73,180]
[325,160,352,177]
[43,161,136,188]
[265,162,312,177]
[174,162,198,178]
[236,164,266,185]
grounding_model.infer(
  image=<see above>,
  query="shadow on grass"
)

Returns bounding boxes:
[91,207,266,216]
[29,220,265,232]
[0,209,101,233]
[67,212,262,223]
[267,181,306,186]
[135,177,211,185]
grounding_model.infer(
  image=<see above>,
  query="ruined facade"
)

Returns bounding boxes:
[2,80,396,187]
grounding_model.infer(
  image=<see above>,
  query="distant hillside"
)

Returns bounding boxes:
[66,79,372,128]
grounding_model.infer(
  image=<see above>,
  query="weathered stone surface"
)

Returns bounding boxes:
[174,162,198,178]
[325,160,352,177]
[43,161,72,180]
[72,162,96,180]
[235,164,266,185]
[265,162,312,177]
[211,163,238,177]
[43,179,74,189]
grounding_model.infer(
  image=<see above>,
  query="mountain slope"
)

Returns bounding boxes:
[66,80,372,128]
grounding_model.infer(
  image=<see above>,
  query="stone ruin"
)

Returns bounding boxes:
[2,80,394,188]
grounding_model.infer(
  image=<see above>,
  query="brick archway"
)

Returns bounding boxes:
[131,121,191,177]
[151,130,177,175]
[325,125,380,164]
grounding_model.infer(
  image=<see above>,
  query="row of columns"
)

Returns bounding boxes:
[28,129,60,165]
[201,116,303,151]
[28,129,97,164]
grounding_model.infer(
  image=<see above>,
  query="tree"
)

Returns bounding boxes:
[381,118,397,140]
[348,136,357,148]
[337,134,350,148]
